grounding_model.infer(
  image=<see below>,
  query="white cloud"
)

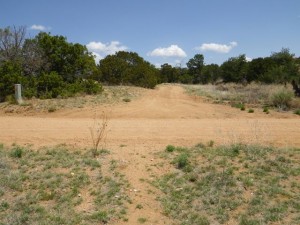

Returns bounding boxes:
[196,41,238,53]
[91,52,103,63]
[29,24,50,31]
[86,41,128,63]
[246,56,252,62]
[148,45,187,58]
[87,41,128,56]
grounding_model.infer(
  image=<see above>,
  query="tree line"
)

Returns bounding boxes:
[1,26,300,102]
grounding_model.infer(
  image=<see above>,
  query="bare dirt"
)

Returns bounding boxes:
[1,84,300,224]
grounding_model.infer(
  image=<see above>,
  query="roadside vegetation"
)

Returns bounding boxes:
[0,144,130,225]
[0,85,143,114]
[184,83,300,112]
[153,143,300,225]
[1,26,300,104]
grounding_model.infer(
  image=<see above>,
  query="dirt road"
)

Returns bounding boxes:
[1,84,300,224]
[1,84,299,147]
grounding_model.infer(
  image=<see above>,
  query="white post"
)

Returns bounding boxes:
[14,84,23,104]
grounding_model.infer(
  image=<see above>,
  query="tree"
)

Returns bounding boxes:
[99,51,159,88]
[21,38,47,76]
[0,26,26,63]
[269,48,299,84]
[186,54,204,83]
[220,54,248,83]
[35,32,97,82]
[159,63,180,83]
[201,64,220,84]
[0,61,26,101]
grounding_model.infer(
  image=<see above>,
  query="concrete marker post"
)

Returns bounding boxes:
[14,84,23,104]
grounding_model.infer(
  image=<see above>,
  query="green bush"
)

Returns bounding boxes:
[165,145,176,152]
[271,89,293,110]
[0,62,27,102]
[248,108,254,113]
[294,109,300,115]
[263,107,269,114]
[81,79,103,94]
[174,153,189,169]
[10,146,24,158]
[37,72,65,98]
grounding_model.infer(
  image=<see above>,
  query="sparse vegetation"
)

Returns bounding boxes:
[0,144,130,225]
[153,144,300,225]
[184,83,299,113]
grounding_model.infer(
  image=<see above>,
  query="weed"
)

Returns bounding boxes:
[294,109,300,115]
[165,145,175,152]
[136,204,143,209]
[122,98,131,102]
[248,108,254,113]
[10,146,24,158]
[271,89,293,110]
[89,112,108,157]
[173,153,189,169]
[263,106,269,113]
[207,140,215,147]
[47,106,56,112]
[137,217,147,223]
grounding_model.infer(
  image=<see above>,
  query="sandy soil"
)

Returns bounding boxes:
[1,84,300,224]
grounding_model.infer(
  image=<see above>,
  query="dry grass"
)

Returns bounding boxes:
[0,86,144,114]
[89,112,109,157]
[184,83,297,108]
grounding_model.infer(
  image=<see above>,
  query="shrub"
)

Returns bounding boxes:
[123,98,131,102]
[174,153,189,169]
[263,107,269,113]
[81,79,103,95]
[48,106,56,113]
[165,145,175,152]
[271,89,293,110]
[248,109,254,113]
[37,72,65,98]
[294,109,300,116]
[10,146,24,158]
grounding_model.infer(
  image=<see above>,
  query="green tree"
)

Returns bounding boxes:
[221,54,248,83]
[186,54,204,83]
[159,63,180,83]
[99,51,158,88]
[35,33,97,82]
[201,64,221,84]
[36,71,64,98]
[0,61,26,101]
[269,48,299,83]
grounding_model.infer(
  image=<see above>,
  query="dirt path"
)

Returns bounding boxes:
[1,84,300,224]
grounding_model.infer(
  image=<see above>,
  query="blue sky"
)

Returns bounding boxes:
[1,0,299,67]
